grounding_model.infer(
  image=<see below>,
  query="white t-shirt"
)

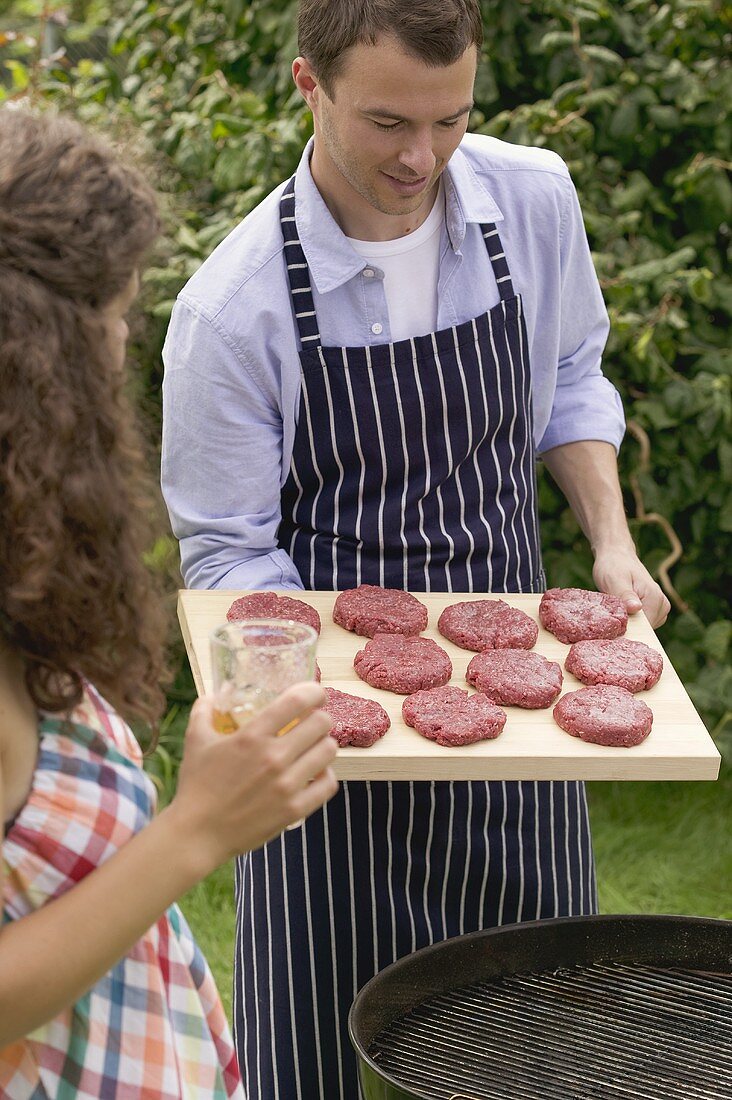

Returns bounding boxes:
[347,181,445,342]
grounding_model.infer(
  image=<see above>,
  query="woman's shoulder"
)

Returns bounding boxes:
[58,682,144,767]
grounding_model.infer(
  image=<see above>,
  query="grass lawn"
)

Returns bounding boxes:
[180,763,731,1022]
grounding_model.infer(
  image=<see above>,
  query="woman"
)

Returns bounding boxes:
[0,109,338,1098]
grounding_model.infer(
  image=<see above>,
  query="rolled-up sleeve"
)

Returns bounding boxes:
[536,176,625,456]
[161,298,304,592]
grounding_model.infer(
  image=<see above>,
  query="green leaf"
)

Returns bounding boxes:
[608,100,639,139]
[719,440,732,484]
[539,31,575,51]
[674,612,706,645]
[719,495,732,534]
[582,45,624,68]
[3,59,29,91]
[647,105,679,130]
[176,225,202,254]
[212,146,252,192]
[617,247,697,286]
[151,300,175,321]
[703,622,732,663]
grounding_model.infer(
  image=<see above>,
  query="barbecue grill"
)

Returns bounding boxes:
[349,914,732,1099]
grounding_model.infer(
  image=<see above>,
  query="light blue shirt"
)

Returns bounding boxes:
[161,133,625,592]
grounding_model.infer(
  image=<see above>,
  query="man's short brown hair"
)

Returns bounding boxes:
[298,0,483,97]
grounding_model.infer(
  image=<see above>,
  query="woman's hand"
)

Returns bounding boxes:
[168,683,338,877]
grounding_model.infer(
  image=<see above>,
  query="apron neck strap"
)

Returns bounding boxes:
[280,176,322,349]
[480,224,515,301]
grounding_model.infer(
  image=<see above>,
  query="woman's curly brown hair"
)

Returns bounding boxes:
[0,109,169,725]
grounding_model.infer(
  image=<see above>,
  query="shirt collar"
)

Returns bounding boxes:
[293,137,504,294]
[442,141,504,250]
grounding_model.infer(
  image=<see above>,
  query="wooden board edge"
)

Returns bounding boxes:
[331,755,722,782]
[177,591,205,697]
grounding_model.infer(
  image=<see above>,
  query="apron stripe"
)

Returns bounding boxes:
[387,342,412,590]
[408,337,435,589]
[364,346,389,589]
[470,317,496,590]
[501,299,530,594]
[263,844,279,1100]
[341,349,366,588]
[458,780,472,935]
[249,854,261,1096]
[515,297,540,586]
[321,803,345,1096]
[365,783,379,974]
[439,781,455,938]
[485,307,513,589]
[451,328,479,587]
[497,302,526,590]
[533,779,543,920]
[319,348,346,585]
[299,826,325,1092]
[404,782,417,953]
[516,778,526,922]
[233,177,598,1099]
[422,782,437,942]
[342,784,359,1000]
[429,333,459,591]
[385,789,398,960]
[279,835,304,1100]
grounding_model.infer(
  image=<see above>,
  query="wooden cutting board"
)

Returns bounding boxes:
[177,590,720,782]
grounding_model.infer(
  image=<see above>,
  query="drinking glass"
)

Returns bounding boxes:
[210,619,318,734]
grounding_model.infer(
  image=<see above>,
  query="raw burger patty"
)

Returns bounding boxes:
[323,687,390,748]
[467,649,563,708]
[402,686,506,747]
[438,599,538,651]
[553,685,653,747]
[333,584,428,637]
[566,639,662,693]
[354,633,452,694]
[539,588,627,644]
[226,591,321,634]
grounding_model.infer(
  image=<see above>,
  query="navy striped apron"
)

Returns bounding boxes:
[233,176,597,1099]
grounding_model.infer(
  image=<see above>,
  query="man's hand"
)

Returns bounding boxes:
[541,441,672,629]
[592,548,671,628]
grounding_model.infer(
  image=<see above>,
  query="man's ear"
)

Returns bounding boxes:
[292,57,320,111]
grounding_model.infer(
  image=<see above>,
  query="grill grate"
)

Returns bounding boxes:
[368,963,732,1099]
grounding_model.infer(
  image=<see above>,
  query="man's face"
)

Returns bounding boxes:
[309,36,477,220]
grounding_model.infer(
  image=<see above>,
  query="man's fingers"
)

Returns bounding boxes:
[619,588,643,614]
[645,591,671,629]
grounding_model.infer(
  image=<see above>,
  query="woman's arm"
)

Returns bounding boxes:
[541,439,670,627]
[0,687,337,1046]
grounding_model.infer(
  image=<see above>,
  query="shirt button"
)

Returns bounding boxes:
[363,268,375,278]
[371,322,383,335]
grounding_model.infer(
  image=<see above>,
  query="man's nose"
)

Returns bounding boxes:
[396,128,436,179]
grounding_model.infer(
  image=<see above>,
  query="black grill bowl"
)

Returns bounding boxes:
[348,914,732,1100]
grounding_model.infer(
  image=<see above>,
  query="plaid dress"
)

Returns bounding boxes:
[1,683,244,1100]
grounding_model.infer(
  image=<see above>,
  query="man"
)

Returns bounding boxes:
[162,2,670,1095]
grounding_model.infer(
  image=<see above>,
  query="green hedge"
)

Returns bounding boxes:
[2,0,730,747]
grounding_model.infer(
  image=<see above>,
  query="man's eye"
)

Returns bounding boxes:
[439,119,460,128]
[372,120,401,132]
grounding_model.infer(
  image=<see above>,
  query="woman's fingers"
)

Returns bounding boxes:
[278,727,338,791]
[230,681,327,740]
[290,766,339,821]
